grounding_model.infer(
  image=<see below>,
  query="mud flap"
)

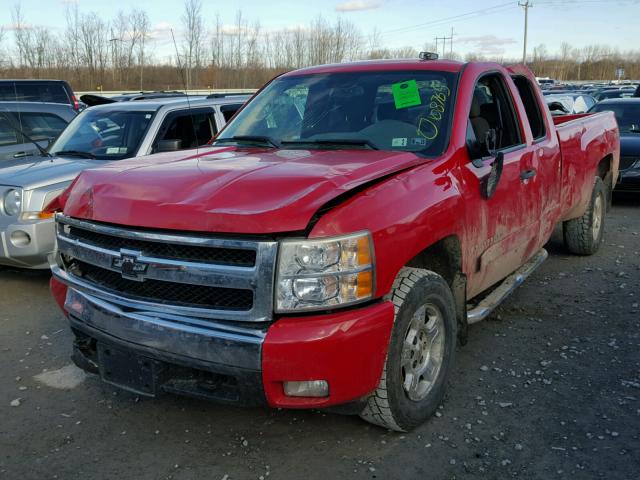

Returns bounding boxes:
[452,272,468,346]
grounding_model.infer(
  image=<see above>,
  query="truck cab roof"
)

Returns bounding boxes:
[286,58,466,76]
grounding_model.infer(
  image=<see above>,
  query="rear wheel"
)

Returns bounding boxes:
[563,176,606,255]
[359,267,456,431]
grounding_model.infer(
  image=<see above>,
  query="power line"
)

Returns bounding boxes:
[379,2,517,38]
[379,0,633,41]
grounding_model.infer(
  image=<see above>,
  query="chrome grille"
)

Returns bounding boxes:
[70,260,254,310]
[53,214,278,322]
[67,226,257,267]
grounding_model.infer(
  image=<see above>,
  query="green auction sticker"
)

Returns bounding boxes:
[391,80,422,109]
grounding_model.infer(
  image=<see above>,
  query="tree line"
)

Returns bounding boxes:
[1,1,639,92]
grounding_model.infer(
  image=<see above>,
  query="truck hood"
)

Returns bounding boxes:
[0,154,101,190]
[64,147,426,234]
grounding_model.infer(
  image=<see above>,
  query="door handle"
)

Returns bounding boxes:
[520,169,536,180]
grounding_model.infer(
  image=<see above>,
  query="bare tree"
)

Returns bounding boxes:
[130,10,151,90]
[3,5,640,89]
[181,0,205,88]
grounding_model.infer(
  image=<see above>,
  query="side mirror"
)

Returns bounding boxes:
[466,138,484,164]
[481,151,504,200]
[155,139,182,153]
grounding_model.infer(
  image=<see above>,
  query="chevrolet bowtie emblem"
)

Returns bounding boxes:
[112,251,149,281]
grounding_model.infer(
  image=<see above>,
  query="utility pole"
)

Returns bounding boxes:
[519,1,532,64]
[434,31,453,59]
[450,27,454,57]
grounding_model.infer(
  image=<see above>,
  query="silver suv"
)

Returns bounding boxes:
[0,94,249,269]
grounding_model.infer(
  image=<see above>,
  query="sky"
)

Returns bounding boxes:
[1,0,639,60]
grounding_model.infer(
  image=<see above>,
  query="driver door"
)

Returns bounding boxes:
[463,72,540,298]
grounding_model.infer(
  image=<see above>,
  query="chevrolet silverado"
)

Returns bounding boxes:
[49,56,619,431]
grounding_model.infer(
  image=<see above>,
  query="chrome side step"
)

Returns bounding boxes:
[466,249,548,325]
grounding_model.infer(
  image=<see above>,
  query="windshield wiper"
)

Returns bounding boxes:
[55,150,97,159]
[215,135,280,148]
[0,111,51,158]
[281,138,379,150]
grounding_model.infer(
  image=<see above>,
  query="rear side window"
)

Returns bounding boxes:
[512,76,546,140]
[17,112,68,141]
[468,73,523,155]
[0,82,69,104]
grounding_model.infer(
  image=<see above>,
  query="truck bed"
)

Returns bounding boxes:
[554,110,619,220]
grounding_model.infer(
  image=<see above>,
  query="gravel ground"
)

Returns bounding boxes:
[1,195,639,480]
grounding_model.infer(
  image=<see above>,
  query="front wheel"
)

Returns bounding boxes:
[563,176,606,256]
[359,267,456,431]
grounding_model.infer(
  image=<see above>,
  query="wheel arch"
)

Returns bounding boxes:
[596,153,614,211]
[403,235,468,344]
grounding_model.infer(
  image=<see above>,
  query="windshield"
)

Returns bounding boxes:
[590,103,640,133]
[217,70,457,155]
[49,109,154,159]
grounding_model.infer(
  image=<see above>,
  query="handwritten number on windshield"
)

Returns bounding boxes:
[418,84,450,140]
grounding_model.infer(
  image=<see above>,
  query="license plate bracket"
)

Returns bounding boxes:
[97,344,157,396]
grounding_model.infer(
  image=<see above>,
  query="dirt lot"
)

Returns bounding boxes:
[1,195,639,480]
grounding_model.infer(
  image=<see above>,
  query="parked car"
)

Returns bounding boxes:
[80,91,255,107]
[590,98,640,192]
[0,102,77,160]
[47,57,619,431]
[545,93,596,115]
[536,77,556,89]
[80,91,188,106]
[0,94,249,269]
[0,79,80,111]
[593,88,636,101]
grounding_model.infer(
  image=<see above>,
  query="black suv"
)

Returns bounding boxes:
[0,80,80,112]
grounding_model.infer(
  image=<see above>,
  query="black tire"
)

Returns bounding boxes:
[563,177,606,256]
[359,267,457,431]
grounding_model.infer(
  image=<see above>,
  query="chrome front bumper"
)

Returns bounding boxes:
[0,219,55,269]
[54,266,267,371]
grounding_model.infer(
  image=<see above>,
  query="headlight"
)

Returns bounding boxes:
[276,232,375,312]
[3,189,22,216]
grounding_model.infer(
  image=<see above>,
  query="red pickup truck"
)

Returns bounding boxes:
[49,57,619,431]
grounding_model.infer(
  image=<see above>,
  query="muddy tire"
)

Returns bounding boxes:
[359,267,456,431]
[563,177,606,256]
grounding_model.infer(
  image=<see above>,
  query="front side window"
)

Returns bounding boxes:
[217,70,457,155]
[49,109,154,160]
[155,111,217,151]
[468,74,523,156]
[0,115,19,147]
[220,104,244,123]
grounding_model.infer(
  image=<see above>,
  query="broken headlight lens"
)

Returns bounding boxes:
[276,232,375,312]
